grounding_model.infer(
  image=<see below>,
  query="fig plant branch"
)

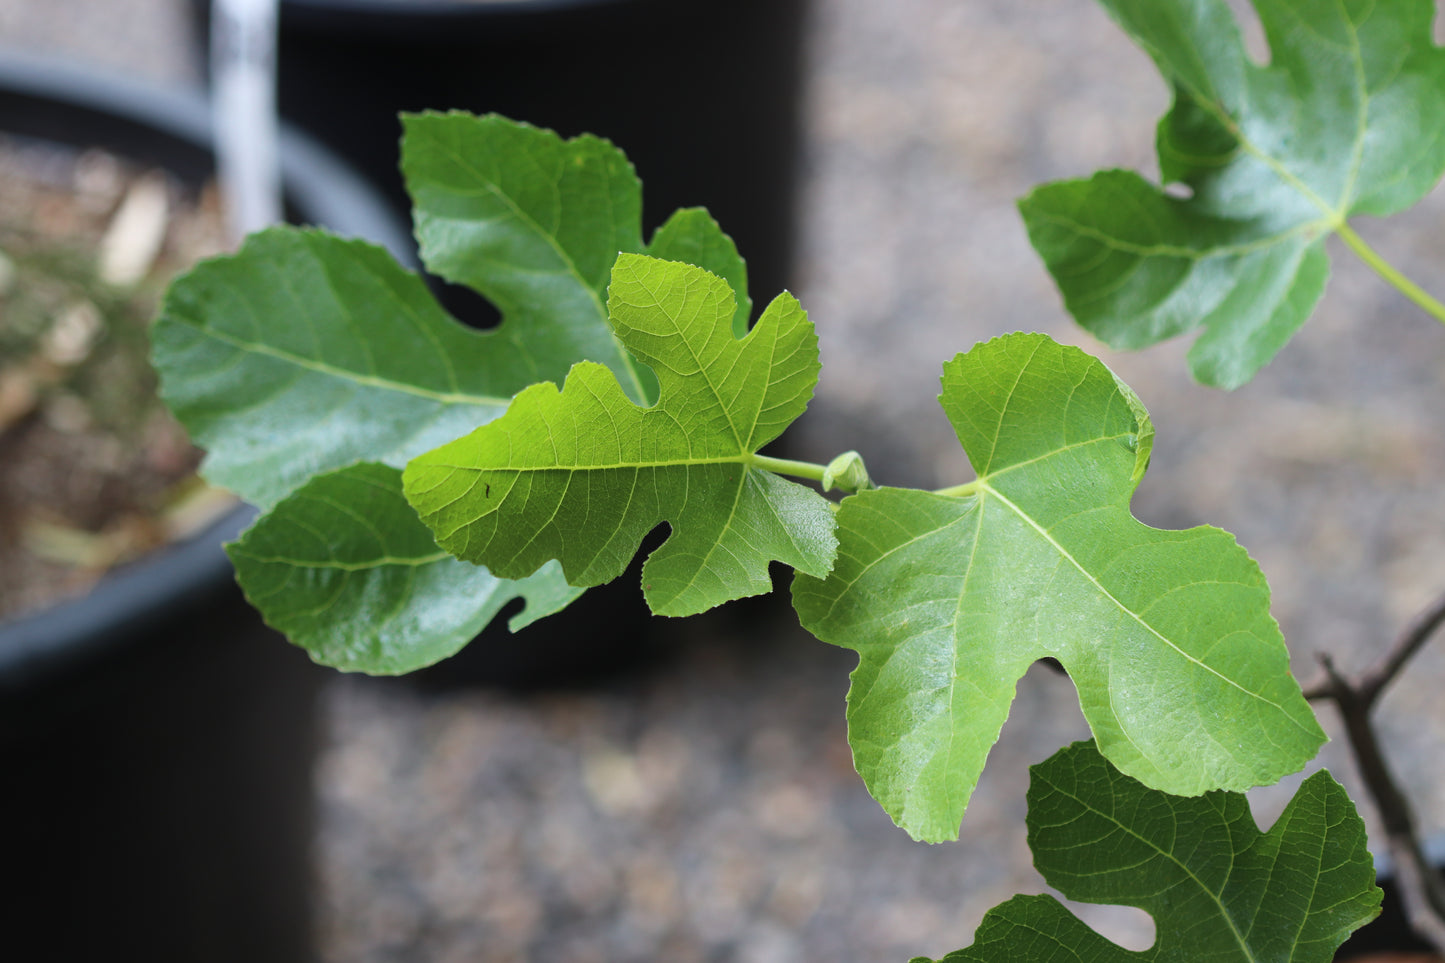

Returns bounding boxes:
[1300,588,1445,953]
[1301,588,1445,710]
[1314,650,1445,953]
[147,129,1395,963]
[146,1,1445,959]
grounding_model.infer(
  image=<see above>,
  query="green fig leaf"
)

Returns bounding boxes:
[152,113,749,671]
[403,254,837,617]
[911,741,1381,963]
[226,463,581,675]
[1019,0,1445,388]
[403,111,750,402]
[153,227,513,512]
[792,333,1324,842]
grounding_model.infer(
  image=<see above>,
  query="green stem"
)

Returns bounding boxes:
[751,452,986,500]
[1337,222,1445,326]
[748,453,829,483]
[934,479,984,498]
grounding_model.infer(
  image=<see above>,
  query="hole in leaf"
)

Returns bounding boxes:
[1163,182,1194,201]
[1226,0,1269,65]
[1055,899,1156,952]
[639,520,671,552]
[1035,656,1068,677]
[426,273,501,331]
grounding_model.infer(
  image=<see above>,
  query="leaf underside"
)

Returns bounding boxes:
[911,741,1380,963]
[1019,0,1445,388]
[226,463,581,674]
[792,333,1324,842]
[404,254,838,618]
[151,113,750,672]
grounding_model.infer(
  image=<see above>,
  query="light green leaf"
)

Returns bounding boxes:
[226,463,581,674]
[152,113,752,671]
[403,254,837,617]
[1019,0,1445,388]
[911,740,1381,963]
[792,333,1323,842]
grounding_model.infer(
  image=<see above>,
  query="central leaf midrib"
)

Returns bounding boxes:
[1030,208,1322,260]
[1198,90,1346,227]
[1127,19,1355,227]
[981,482,1290,712]
[233,551,453,571]
[191,324,510,407]
[980,432,1136,482]
[447,452,758,473]
[650,466,762,610]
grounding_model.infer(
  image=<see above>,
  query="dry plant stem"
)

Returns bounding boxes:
[1303,588,1445,954]
[1355,589,1445,708]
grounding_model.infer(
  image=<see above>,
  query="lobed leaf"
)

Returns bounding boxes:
[911,740,1381,963]
[152,114,750,671]
[792,333,1324,842]
[403,254,838,617]
[1019,0,1445,388]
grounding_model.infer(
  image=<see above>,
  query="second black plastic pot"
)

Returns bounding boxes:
[191,0,810,310]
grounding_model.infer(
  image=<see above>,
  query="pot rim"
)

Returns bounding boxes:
[0,51,412,688]
[281,0,618,12]
[246,0,645,43]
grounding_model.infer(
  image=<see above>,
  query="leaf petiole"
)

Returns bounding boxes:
[752,454,988,499]
[751,451,880,495]
[933,478,984,498]
[747,453,829,483]
[1337,222,1445,327]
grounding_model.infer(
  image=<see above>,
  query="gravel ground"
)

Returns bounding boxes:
[316,622,1108,962]
[5,1,1445,960]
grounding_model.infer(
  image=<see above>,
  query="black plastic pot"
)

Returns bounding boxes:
[191,0,810,315]
[0,53,410,963]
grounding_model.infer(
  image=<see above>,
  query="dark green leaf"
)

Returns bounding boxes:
[911,740,1381,963]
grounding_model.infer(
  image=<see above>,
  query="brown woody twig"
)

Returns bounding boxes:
[1302,588,1445,954]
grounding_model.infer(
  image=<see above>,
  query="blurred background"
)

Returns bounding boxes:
[2,1,1444,961]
